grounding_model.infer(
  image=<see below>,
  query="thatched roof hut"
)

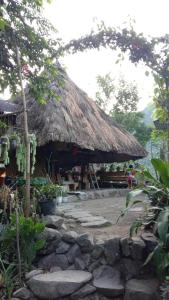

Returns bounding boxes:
[0,99,18,113]
[14,64,146,167]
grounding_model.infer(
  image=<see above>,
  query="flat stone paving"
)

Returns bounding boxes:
[60,194,146,240]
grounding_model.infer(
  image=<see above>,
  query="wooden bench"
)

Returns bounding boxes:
[98,171,128,188]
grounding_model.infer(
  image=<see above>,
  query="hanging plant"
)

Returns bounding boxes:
[30,134,37,174]
[0,136,10,165]
[16,135,25,174]
[0,132,37,175]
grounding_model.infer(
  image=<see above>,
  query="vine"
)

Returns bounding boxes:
[0,133,37,175]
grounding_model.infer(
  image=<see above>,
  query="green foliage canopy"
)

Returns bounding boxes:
[0,0,61,102]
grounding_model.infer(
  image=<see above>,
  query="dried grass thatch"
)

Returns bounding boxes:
[0,99,18,113]
[14,64,146,162]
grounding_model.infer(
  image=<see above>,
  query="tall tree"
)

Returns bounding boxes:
[96,74,152,146]
[95,73,114,112]
[0,0,61,216]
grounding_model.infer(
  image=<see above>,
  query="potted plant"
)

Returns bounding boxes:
[55,185,63,205]
[36,184,63,215]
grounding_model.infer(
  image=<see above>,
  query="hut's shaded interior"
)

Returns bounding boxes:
[36,140,145,169]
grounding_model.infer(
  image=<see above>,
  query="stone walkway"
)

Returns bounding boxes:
[59,194,147,239]
[60,206,111,228]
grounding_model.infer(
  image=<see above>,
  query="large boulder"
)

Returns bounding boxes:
[124,278,160,300]
[91,240,104,259]
[40,239,61,255]
[40,228,61,242]
[28,270,92,299]
[120,237,131,257]
[104,236,120,265]
[13,287,32,299]
[38,253,69,270]
[93,265,124,297]
[43,215,64,230]
[25,269,43,281]
[77,233,94,253]
[120,258,142,280]
[67,244,81,264]
[55,241,70,254]
[62,231,78,244]
[71,284,96,299]
[141,232,158,253]
[130,238,145,260]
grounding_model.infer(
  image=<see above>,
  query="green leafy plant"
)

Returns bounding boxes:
[118,158,169,279]
[37,184,63,201]
[0,215,45,270]
[0,257,16,299]
[144,207,169,279]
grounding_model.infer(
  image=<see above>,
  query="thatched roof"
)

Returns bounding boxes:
[0,99,18,113]
[14,64,146,162]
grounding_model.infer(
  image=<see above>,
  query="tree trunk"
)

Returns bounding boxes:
[16,46,30,217]
[167,133,169,162]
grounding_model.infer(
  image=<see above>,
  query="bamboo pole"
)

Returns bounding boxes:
[16,46,30,217]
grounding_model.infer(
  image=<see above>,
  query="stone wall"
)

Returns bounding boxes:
[12,224,161,300]
[63,189,130,203]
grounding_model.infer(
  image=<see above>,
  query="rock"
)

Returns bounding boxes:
[25,269,43,281]
[67,264,76,270]
[71,284,96,299]
[124,278,160,300]
[120,258,142,280]
[50,266,62,272]
[55,208,64,216]
[55,241,70,254]
[120,237,131,257]
[70,224,76,229]
[81,219,111,228]
[43,215,64,230]
[88,259,101,272]
[78,216,105,223]
[93,265,124,297]
[38,253,69,270]
[77,233,94,253]
[92,241,104,259]
[104,237,120,265]
[67,244,81,264]
[100,257,107,265]
[75,257,86,270]
[63,231,78,244]
[131,238,145,260]
[40,227,61,242]
[28,270,92,299]
[81,253,91,267]
[65,211,91,219]
[61,223,68,231]
[78,193,88,201]
[13,287,32,299]
[141,232,158,252]
[88,192,95,200]
[40,239,61,255]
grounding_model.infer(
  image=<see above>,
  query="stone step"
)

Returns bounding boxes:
[81,219,111,228]
[28,270,92,299]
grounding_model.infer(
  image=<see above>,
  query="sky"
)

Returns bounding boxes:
[43,0,169,111]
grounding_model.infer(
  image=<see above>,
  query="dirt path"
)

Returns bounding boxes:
[62,195,146,240]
